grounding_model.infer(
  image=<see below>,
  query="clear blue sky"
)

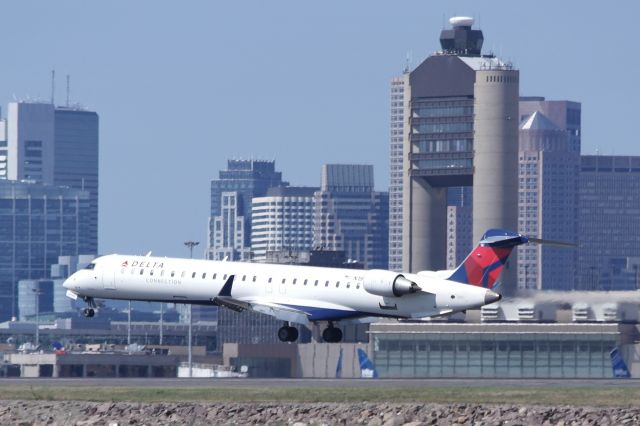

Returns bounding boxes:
[2,1,639,258]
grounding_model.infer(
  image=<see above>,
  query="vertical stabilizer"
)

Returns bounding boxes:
[610,347,631,378]
[357,348,379,379]
[448,229,527,289]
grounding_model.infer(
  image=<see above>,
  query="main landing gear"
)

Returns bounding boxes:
[82,296,97,318]
[278,322,299,342]
[322,322,343,343]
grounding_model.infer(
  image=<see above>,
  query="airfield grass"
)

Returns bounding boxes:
[0,385,639,407]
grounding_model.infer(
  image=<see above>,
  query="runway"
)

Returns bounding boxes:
[2,377,640,388]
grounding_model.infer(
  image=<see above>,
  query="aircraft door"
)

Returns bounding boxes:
[102,265,116,290]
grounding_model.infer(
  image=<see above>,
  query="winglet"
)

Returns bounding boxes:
[218,275,235,297]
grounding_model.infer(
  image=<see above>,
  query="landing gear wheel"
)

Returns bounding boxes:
[278,326,289,342]
[277,325,299,342]
[82,308,95,318]
[322,326,343,343]
[287,326,299,342]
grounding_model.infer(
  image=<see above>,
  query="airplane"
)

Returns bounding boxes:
[63,229,536,343]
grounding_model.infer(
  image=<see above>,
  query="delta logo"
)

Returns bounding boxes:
[121,260,165,268]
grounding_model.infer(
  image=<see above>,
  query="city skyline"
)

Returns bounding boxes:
[2,1,639,258]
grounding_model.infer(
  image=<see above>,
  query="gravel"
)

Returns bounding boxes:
[0,400,638,425]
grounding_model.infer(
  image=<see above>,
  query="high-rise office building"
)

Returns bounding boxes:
[208,160,286,261]
[5,102,55,183]
[578,155,640,290]
[518,97,581,153]
[388,73,410,271]
[18,279,54,321]
[396,17,519,293]
[53,108,99,254]
[0,101,99,254]
[518,110,579,290]
[210,191,251,261]
[0,180,91,322]
[251,186,317,262]
[51,254,96,313]
[445,187,472,270]
[313,164,388,269]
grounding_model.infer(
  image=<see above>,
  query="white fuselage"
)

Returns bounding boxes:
[64,254,495,324]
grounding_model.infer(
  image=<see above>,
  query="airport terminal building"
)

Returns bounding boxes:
[369,322,626,379]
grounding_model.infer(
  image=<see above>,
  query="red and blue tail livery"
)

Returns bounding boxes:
[448,229,529,289]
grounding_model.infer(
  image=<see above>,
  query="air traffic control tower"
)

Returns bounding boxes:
[401,17,519,294]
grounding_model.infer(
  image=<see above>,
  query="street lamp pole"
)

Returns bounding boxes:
[184,240,199,378]
[32,287,41,349]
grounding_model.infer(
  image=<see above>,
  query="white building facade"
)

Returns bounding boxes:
[251,187,316,262]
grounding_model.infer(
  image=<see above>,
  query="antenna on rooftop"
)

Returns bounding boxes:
[66,75,71,107]
[404,50,413,73]
[50,69,55,105]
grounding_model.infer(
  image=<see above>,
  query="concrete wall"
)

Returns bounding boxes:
[402,178,447,272]
[297,343,372,378]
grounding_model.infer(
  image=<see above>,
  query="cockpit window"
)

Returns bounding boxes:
[84,263,96,270]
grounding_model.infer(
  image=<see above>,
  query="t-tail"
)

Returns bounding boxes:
[448,229,529,289]
[357,348,379,379]
[610,347,631,378]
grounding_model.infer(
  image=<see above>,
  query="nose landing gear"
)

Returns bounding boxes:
[82,296,97,318]
[277,322,299,342]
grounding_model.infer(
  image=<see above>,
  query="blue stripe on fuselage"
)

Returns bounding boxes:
[281,303,399,322]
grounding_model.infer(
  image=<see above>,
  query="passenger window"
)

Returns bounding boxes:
[314,280,318,286]
[325,281,329,287]
[268,278,272,283]
[140,269,144,275]
[242,275,246,281]
[336,281,339,288]
[223,274,228,280]
[202,273,206,279]
[181,271,186,278]
[293,278,297,284]
[160,270,165,277]
[356,284,360,289]
[346,283,351,289]
[304,279,308,285]
[150,270,154,276]
[192,272,196,278]
[252,276,256,282]
[282,278,286,284]
[213,273,217,279]
[171,271,175,277]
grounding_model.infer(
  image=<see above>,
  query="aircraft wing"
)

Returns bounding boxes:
[212,275,312,324]
[214,295,312,325]
[247,300,312,325]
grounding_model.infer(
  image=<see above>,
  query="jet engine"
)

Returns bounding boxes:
[363,270,421,297]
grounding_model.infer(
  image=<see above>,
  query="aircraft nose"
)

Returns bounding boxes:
[63,274,76,289]
[484,289,502,305]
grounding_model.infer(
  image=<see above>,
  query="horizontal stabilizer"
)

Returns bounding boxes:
[479,229,529,247]
[528,237,576,248]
